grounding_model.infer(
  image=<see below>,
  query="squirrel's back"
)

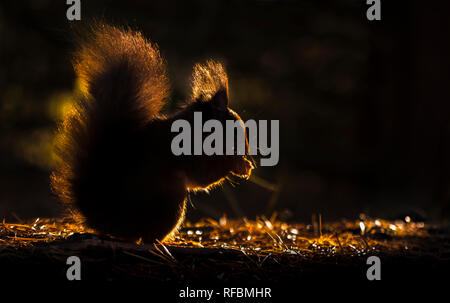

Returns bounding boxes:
[51,24,185,242]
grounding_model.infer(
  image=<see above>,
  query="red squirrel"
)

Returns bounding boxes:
[51,24,253,243]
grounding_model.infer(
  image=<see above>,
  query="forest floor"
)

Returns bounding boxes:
[1,215,449,286]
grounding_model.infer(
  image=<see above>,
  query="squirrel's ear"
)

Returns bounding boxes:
[190,60,229,105]
[210,89,229,110]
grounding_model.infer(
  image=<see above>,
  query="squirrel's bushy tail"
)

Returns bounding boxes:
[51,24,169,217]
[75,23,169,124]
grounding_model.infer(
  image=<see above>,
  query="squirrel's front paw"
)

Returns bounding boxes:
[231,157,254,179]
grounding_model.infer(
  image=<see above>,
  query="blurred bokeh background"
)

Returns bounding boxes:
[0,0,449,223]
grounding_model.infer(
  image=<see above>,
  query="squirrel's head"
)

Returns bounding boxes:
[181,61,254,191]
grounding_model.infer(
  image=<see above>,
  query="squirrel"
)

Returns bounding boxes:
[51,24,254,243]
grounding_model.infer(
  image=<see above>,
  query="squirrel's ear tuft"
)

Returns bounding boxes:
[190,60,229,103]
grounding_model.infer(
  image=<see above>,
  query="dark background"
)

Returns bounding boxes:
[0,0,449,223]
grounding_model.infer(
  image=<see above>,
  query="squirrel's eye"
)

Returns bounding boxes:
[212,105,226,113]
